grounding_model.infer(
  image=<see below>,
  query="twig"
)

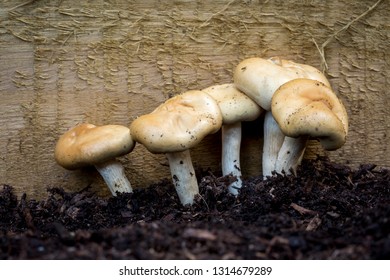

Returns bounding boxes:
[306,215,322,231]
[290,203,317,216]
[119,17,145,48]
[8,0,36,11]
[313,0,384,72]
[62,30,76,46]
[199,0,236,28]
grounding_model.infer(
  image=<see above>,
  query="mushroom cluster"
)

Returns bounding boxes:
[233,57,348,177]
[54,56,348,206]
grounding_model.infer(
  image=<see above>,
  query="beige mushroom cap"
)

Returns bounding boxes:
[233,57,329,110]
[268,57,331,87]
[130,90,223,153]
[271,78,349,150]
[55,123,135,170]
[202,83,263,125]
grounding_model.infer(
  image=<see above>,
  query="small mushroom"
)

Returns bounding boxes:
[202,83,263,195]
[130,90,222,206]
[271,78,349,174]
[233,57,331,177]
[54,123,135,196]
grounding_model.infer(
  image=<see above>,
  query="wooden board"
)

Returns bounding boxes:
[0,0,389,198]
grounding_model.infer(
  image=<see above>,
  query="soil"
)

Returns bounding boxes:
[1,157,389,260]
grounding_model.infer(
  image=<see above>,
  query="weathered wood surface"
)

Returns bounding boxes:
[0,0,389,199]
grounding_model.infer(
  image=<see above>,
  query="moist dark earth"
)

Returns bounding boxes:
[1,157,389,260]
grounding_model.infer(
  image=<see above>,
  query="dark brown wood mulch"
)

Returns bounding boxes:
[1,157,389,260]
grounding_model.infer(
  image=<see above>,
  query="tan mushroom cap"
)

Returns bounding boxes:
[271,78,349,150]
[130,90,223,153]
[202,83,263,125]
[233,57,330,110]
[55,123,135,170]
[268,57,331,87]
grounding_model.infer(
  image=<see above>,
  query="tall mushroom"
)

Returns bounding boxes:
[54,123,135,195]
[234,57,330,111]
[130,90,222,206]
[233,57,331,177]
[202,83,263,195]
[271,78,349,174]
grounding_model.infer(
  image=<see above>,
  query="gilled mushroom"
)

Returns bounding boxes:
[130,90,222,206]
[271,78,349,174]
[233,57,331,177]
[202,83,263,195]
[54,123,135,195]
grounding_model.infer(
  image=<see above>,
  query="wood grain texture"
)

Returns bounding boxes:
[0,0,389,198]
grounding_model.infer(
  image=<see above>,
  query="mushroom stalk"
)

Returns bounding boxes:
[221,122,243,195]
[262,111,285,178]
[94,159,133,196]
[275,136,308,176]
[166,150,199,206]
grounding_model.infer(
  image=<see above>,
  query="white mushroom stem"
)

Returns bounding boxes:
[221,122,243,195]
[262,111,285,178]
[275,136,308,176]
[165,149,199,206]
[94,159,133,196]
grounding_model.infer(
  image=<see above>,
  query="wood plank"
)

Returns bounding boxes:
[0,0,388,198]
